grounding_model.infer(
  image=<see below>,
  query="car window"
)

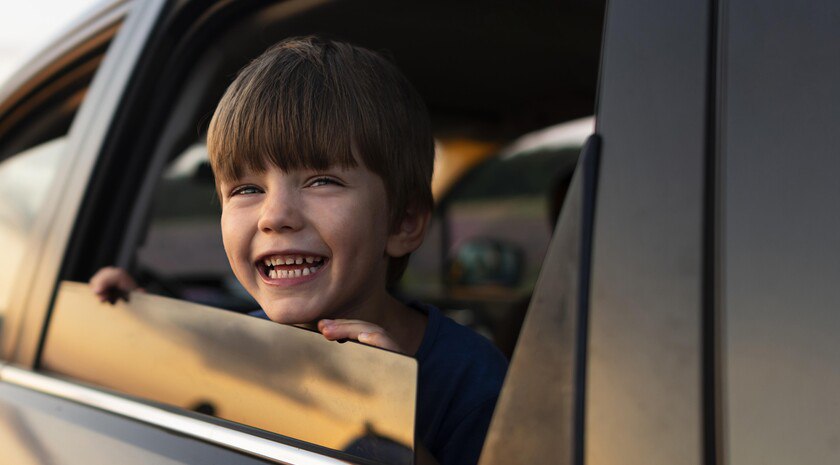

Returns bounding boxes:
[480,134,600,464]
[0,139,66,318]
[42,281,417,465]
[134,143,258,311]
[401,120,590,357]
[39,0,603,462]
[0,13,120,339]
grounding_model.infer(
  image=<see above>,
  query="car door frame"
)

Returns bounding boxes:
[1,0,166,367]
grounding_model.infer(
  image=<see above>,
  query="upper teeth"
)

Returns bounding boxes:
[263,255,323,267]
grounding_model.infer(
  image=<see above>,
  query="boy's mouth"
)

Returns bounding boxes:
[257,254,327,280]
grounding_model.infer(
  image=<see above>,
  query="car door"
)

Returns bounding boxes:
[481,1,840,465]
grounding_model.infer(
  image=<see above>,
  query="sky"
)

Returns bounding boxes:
[0,0,102,88]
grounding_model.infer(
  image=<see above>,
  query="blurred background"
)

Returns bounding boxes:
[0,0,100,87]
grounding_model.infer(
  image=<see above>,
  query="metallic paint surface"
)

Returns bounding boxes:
[586,0,708,464]
[722,1,840,463]
[0,376,304,464]
[0,367,349,465]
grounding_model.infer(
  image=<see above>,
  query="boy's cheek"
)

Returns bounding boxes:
[220,222,249,276]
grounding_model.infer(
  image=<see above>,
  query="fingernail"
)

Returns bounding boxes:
[358,332,370,342]
[320,319,333,327]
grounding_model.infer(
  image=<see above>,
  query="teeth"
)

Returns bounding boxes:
[262,255,324,276]
[266,264,321,279]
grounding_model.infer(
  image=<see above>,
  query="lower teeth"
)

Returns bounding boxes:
[268,266,319,279]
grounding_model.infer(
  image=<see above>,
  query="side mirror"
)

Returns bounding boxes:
[447,238,524,287]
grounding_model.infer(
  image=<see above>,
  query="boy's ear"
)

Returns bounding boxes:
[386,208,431,258]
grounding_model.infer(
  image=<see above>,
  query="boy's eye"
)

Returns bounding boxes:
[230,185,262,196]
[308,176,341,188]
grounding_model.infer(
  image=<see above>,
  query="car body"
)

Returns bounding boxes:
[1,0,838,464]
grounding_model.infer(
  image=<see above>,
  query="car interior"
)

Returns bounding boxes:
[97,0,604,359]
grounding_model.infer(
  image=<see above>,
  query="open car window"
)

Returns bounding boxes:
[401,118,592,357]
[34,0,603,463]
[134,143,258,311]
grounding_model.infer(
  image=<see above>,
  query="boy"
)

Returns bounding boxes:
[91,36,507,465]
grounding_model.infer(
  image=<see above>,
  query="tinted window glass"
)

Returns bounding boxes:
[42,282,417,464]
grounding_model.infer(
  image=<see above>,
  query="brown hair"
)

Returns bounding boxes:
[207,36,434,285]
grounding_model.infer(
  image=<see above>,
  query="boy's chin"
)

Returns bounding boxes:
[260,304,321,327]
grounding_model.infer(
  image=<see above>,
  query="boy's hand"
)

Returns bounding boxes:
[89,266,142,304]
[317,319,403,354]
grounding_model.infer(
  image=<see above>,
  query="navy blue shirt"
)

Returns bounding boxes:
[250,305,508,465]
[412,303,508,465]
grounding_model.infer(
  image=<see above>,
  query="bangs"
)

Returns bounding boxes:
[207,46,359,183]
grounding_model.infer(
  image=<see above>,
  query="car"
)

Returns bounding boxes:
[1,0,838,464]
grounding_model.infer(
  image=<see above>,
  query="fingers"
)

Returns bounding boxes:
[89,266,140,304]
[317,319,403,353]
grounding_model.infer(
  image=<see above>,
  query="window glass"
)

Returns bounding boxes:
[0,14,123,352]
[42,281,417,465]
[0,138,66,320]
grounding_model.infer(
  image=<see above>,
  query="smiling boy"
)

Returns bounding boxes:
[92,36,507,465]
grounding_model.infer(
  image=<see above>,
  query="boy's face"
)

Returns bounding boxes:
[218,162,396,324]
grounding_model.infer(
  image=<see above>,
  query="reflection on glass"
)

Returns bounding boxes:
[42,282,416,464]
[0,138,65,318]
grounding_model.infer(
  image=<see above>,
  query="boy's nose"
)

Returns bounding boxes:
[257,191,305,233]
